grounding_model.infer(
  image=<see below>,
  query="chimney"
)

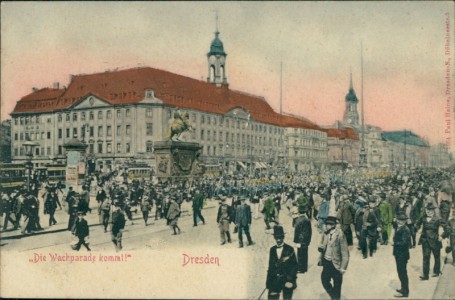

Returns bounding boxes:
[69,74,75,82]
[32,87,39,92]
[53,82,60,89]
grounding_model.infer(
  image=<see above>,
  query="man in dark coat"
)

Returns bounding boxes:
[415,202,442,280]
[235,197,254,248]
[192,189,205,226]
[293,205,312,273]
[111,202,126,251]
[359,198,381,258]
[266,225,298,300]
[393,214,412,298]
[72,211,91,251]
[66,187,78,231]
[337,195,356,247]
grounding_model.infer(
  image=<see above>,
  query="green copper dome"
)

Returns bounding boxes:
[345,88,358,103]
[208,32,226,56]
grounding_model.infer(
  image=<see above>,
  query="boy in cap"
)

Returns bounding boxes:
[318,216,349,300]
[266,225,298,300]
[415,202,442,280]
[72,212,91,251]
[393,214,412,298]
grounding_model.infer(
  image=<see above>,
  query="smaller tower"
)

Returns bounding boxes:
[207,15,227,87]
[343,72,360,127]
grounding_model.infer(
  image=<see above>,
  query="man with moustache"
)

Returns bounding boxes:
[266,225,298,300]
[235,197,254,248]
[318,216,349,300]
[415,202,442,280]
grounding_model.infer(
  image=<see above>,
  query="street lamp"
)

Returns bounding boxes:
[23,140,39,191]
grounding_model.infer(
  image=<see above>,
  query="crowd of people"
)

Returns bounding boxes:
[1,166,454,299]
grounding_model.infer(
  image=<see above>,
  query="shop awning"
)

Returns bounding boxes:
[254,162,266,169]
[237,161,247,169]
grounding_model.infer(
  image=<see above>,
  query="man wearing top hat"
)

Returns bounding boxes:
[393,213,412,298]
[293,205,312,273]
[318,216,349,300]
[266,225,298,300]
[415,202,442,280]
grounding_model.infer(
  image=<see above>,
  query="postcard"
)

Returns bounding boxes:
[1,2,454,299]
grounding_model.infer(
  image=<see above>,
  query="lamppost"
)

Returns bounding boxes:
[23,140,39,191]
[340,138,345,171]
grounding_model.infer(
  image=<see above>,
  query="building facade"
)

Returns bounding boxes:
[10,30,328,172]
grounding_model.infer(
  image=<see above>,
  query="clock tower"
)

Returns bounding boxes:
[343,72,360,127]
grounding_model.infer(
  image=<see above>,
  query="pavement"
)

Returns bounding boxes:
[1,192,453,299]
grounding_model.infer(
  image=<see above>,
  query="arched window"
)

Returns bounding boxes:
[209,65,215,82]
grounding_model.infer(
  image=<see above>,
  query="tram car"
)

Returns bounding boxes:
[117,162,153,183]
[46,163,66,184]
[0,163,26,192]
[202,163,222,177]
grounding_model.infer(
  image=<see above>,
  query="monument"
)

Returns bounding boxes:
[154,110,203,183]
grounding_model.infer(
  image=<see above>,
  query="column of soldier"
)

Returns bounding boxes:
[1,167,454,299]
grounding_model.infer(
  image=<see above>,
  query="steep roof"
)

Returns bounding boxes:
[324,127,359,141]
[12,66,322,130]
[382,131,429,147]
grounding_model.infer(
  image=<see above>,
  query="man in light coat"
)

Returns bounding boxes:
[318,216,349,300]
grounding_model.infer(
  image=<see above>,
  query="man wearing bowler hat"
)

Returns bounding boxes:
[393,213,412,298]
[318,216,349,300]
[266,225,298,300]
[415,202,442,280]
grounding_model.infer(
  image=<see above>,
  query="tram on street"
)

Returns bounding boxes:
[0,163,26,191]
[46,164,66,184]
[117,162,153,183]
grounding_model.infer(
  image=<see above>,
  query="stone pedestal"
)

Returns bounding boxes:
[154,141,203,183]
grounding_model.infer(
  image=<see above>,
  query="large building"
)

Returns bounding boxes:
[10,30,328,173]
[0,120,12,163]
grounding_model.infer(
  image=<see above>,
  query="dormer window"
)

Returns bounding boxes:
[146,89,154,98]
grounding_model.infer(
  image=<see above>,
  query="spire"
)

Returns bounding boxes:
[215,9,219,35]
[349,67,353,90]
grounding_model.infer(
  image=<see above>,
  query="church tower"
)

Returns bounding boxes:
[207,17,227,87]
[343,72,360,127]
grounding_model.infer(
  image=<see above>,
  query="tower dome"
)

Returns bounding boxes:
[208,32,226,57]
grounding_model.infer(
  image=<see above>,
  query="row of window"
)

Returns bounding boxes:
[292,150,325,158]
[201,144,278,157]
[198,130,281,146]
[56,108,132,123]
[14,132,51,141]
[292,128,326,138]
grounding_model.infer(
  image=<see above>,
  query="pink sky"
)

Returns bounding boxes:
[1,2,454,149]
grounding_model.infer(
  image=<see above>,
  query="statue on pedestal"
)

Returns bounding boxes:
[168,110,193,141]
